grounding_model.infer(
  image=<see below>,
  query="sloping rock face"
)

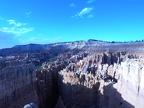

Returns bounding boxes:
[0,60,38,108]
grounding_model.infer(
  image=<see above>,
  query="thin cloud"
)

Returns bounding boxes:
[0,19,34,36]
[70,3,76,7]
[87,0,95,3]
[7,20,27,27]
[0,27,34,36]
[26,11,32,17]
[74,7,94,18]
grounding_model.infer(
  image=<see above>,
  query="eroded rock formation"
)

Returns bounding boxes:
[0,40,144,108]
[56,51,144,108]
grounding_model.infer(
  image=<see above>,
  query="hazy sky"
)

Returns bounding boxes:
[0,0,144,49]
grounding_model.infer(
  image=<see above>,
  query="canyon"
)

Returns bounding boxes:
[0,40,144,108]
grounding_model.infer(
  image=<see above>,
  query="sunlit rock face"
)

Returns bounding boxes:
[113,60,144,108]
[57,52,144,108]
[0,60,38,108]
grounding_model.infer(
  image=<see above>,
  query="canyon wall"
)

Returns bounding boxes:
[0,60,38,108]
[35,51,87,108]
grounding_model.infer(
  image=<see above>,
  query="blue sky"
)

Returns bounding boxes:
[0,0,144,49]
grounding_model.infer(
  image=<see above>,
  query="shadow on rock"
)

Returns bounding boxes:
[57,78,134,108]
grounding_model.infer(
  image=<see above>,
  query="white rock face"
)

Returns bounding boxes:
[113,60,144,108]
